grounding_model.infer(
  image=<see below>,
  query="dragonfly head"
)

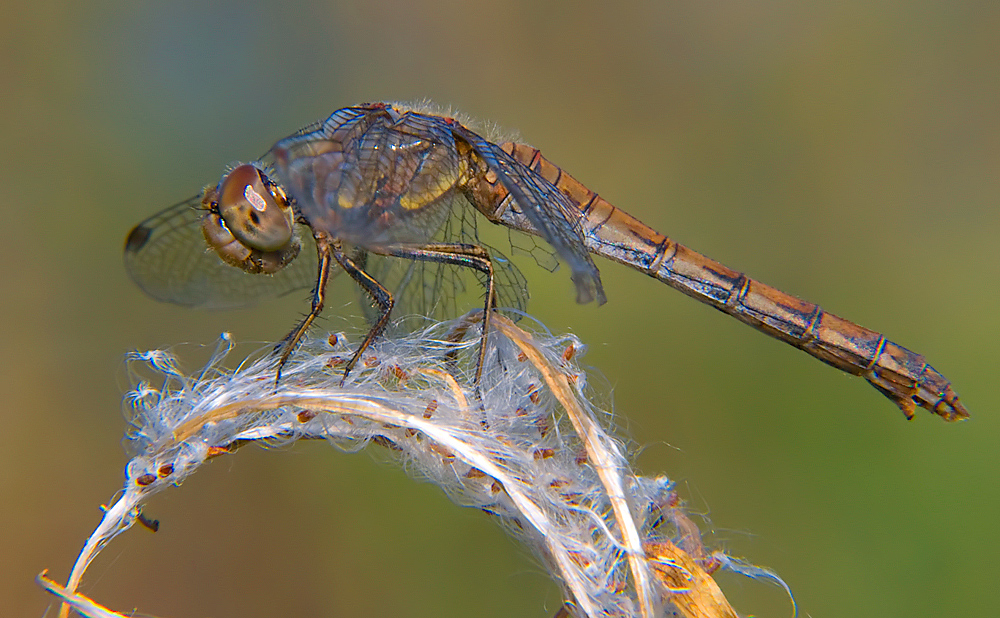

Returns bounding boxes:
[201,164,301,274]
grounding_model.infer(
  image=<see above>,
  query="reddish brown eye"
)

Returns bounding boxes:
[218,164,293,252]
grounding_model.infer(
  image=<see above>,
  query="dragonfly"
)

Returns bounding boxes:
[124,102,966,421]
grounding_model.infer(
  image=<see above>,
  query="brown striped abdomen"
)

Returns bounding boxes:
[492,142,966,421]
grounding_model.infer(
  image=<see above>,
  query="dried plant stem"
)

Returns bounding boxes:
[41,316,783,618]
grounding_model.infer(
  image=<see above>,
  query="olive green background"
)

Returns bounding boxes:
[3,2,996,617]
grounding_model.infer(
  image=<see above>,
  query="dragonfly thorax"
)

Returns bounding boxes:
[271,110,466,250]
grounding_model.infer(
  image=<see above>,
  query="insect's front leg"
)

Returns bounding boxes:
[275,232,335,382]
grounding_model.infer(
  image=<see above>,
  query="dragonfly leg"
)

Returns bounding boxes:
[275,233,334,382]
[331,244,395,383]
[382,243,496,383]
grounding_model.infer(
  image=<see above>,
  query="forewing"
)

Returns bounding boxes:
[272,105,464,247]
[123,195,319,309]
[455,128,606,305]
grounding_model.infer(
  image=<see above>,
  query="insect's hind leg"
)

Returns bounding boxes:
[383,243,496,384]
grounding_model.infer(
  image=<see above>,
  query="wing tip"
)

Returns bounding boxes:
[572,271,607,305]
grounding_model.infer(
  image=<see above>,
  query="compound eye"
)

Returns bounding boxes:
[218,164,293,252]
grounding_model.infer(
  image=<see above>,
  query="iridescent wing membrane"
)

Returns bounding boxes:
[452,125,607,306]
[124,194,318,309]
[360,202,529,330]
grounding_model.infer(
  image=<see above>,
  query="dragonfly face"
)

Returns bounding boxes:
[200,163,301,275]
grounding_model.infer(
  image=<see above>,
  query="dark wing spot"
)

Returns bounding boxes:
[125,225,153,253]
[249,211,260,225]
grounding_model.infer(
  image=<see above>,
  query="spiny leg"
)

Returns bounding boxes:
[331,243,395,382]
[278,238,496,387]
[382,243,496,383]
[276,233,334,382]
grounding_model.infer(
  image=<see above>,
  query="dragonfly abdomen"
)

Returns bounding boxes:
[502,142,966,421]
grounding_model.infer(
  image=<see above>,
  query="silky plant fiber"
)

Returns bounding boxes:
[39,313,791,618]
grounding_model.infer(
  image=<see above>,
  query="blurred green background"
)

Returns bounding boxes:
[2,1,997,616]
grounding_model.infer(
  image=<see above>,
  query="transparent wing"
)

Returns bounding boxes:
[360,199,529,330]
[454,127,607,305]
[123,195,319,309]
[272,104,463,247]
